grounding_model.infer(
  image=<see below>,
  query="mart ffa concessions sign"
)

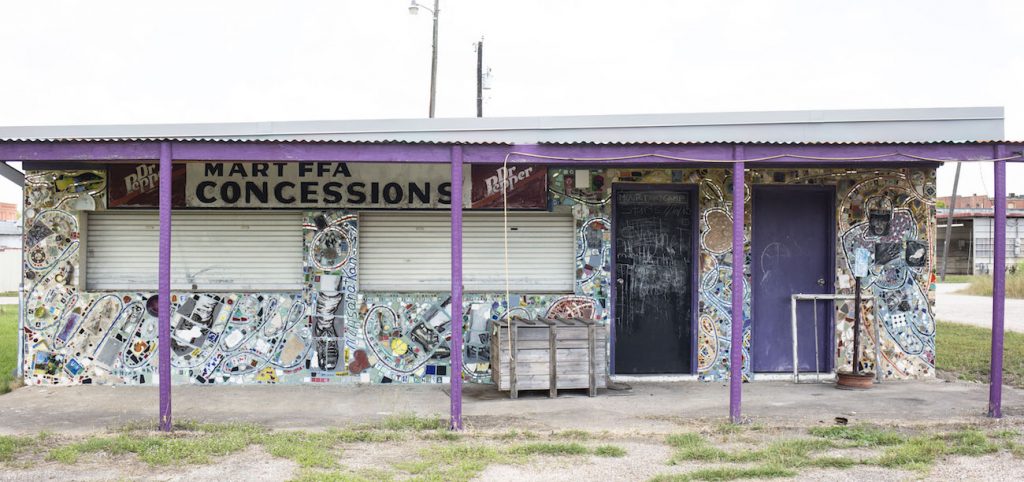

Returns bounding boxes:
[185,162,470,208]
[108,162,547,209]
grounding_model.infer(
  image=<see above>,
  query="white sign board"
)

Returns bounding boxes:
[185,162,470,208]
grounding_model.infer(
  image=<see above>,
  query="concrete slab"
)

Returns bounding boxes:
[934,283,1024,333]
[0,380,1020,435]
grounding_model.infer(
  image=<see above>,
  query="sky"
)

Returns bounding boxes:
[1,0,1023,209]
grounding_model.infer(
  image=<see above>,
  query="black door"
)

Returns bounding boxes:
[613,186,694,374]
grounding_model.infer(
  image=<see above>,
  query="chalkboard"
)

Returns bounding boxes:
[614,188,693,374]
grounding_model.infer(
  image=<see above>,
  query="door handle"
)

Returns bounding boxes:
[817,278,826,287]
[617,278,624,284]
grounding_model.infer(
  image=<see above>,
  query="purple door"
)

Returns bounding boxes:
[751,187,833,372]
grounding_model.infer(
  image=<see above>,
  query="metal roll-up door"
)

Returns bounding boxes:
[359,211,575,293]
[85,211,303,291]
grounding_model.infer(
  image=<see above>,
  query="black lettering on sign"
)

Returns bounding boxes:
[196,181,217,203]
[323,182,343,204]
[300,182,318,204]
[438,182,452,204]
[251,163,269,177]
[347,182,367,204]
[246,182,269,204]
[275,182,296,204]
[221,182,241,203]
[204,164,223,176]
[409,182,430,204]
[382,183,403,204]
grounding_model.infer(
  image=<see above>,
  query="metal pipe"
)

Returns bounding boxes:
[476,39,483,118]
[791,295,799,383]
[16,281,24,379]
[729,159,745,423]
[158,141,173,431]
[449,145,463,430]
[940,162,962,280]
[852,278,862,375]
[789,293,875,383]
[989,157,1007,418]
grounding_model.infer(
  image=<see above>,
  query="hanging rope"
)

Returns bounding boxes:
[502,154,513,362]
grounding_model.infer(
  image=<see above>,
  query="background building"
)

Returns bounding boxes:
[938,206,1024,275]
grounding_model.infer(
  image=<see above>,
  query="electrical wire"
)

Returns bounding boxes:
[502,155,513,362]
[499,151,1023,165]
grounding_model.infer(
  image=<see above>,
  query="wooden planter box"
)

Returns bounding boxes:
[491,317,607,398]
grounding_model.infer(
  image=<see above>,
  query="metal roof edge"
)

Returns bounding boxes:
[0,106,1004,142]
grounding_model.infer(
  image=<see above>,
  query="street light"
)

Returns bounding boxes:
[408,0,440,118]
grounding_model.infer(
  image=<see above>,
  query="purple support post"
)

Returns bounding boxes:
[729,159,745,423]
[989,158,1007,418]
[158,141,173,431]
[450,145,464,430]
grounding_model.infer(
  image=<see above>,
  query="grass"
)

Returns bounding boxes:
[871,429,999,471]
[594,444,627,457]
[552,429,591,440]
[393,445,513,482]
[48,422,266,465]
[651,465,798,481]
[0,435,37,462]
[14,415,629,482]
[936,321,1024,388]
[664,426,1010,480]
[808,425,906,447]
[492,429,539,441]
[0,304,17,395]
[376,413,446,431]
[509,442,589,456]
[666,433,730,463]
[39,417,424,468]
[291,467,395,482]
[953,264,1024,298]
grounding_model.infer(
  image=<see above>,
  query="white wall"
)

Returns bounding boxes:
[0,249,20,292]
[973,217,1024,274]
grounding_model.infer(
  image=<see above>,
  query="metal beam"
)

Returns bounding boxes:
[449,145,464,430]
[3,140,1022,165]
[729,146,745,423]
[158,142,173,431]
[0,161,24,187]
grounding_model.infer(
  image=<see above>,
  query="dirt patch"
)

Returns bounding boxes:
[0,446,297,482]
[930,452,1024,481]
[478,440,681,482]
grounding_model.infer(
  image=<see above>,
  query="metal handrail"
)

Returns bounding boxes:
[789,293,877,383]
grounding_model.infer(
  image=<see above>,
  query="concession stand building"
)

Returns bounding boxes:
[1,107,1019,427]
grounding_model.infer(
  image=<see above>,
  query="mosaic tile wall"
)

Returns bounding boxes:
[554,167,937,380]
[20,170,607,386]
[21,165,935,386]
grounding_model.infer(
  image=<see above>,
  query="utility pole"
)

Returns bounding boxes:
[476,39,483,117]
[428,0,439,118]
[940,162,962,281]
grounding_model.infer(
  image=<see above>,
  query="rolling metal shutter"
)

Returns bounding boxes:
[360,211,575,293]
[85,211,303,291]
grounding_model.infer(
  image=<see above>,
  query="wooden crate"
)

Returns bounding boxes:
[491,317,607,398]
